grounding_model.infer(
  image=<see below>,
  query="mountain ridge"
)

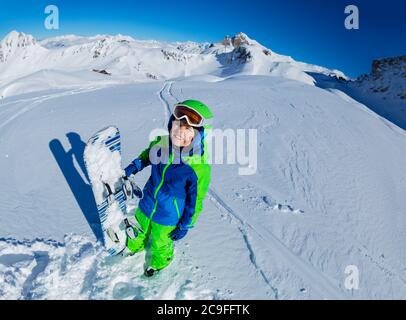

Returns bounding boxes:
[0,30,345,93]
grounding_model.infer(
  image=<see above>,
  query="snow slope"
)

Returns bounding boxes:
[1,75,406,299]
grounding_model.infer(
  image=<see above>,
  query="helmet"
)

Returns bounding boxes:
[168,99,213,133]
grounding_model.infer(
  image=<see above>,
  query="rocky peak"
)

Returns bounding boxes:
[0,31,38,63]
[371,55,406,79]
[231,32,252,48]
[1,30,37,48]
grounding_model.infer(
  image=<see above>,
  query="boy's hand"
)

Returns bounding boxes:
[170,227,188,241]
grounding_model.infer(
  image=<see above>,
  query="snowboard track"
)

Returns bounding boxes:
[157,81,174,126]
[0,87,103,131]
[207,188,346,299]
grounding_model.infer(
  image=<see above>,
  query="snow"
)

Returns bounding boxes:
[0,30,346,98]
[1,74,406,299]
[0,69,120,98]
[0,31,406,300]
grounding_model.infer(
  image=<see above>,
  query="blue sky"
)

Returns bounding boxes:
[0,0,405,77]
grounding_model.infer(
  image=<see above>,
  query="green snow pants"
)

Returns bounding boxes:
[126,207,177,270]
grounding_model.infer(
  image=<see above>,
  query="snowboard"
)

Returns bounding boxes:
[84,126,142,256]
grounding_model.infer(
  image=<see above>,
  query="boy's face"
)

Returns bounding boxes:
[170,120,195,147]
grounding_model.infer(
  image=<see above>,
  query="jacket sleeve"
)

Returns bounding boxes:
[179,163,211,229]
[129,136,161,174]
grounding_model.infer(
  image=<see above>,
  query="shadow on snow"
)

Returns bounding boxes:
[49,132,103,244]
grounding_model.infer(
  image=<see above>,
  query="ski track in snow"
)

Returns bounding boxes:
[157,81,174,127]
[357,245,406,287]
[207,188,346,299]
[0,86,102,131]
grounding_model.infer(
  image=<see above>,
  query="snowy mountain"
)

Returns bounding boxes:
[0,30,39,63]
[355,55,406,100]
[347,55,406,129]
[0,31,346,98]
[1,30,406,300]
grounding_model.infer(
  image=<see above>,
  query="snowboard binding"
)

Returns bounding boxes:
[124,217,144,238]
[103,178,143,207]
[121,176,143,200]
[104,183,116,206]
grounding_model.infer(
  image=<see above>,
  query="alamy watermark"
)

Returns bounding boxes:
[344,265,360,290]
[344,5,359,30]
[149,124,258,176]
[44,5,59,30]
[43,4,359,32]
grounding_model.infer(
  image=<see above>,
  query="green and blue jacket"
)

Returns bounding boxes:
[130,116,211,228]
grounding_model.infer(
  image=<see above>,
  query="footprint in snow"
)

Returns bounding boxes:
[233,188,304,215]
[112,282,144,300]
[0,251,50,299]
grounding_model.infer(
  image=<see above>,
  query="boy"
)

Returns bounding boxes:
[124,99,213,277]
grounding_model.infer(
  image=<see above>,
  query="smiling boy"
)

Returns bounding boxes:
[124,100,213,277]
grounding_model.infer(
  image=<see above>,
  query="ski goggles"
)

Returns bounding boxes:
[172,104,204,127]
